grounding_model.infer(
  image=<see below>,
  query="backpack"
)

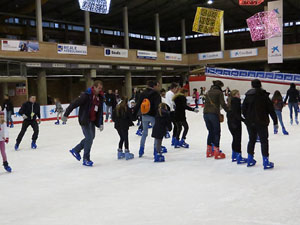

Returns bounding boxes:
[141,98,151,114]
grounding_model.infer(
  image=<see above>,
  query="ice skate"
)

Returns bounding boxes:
[82,159,93,167]
[231,151,238,162]
[214,147,225,159]
[10,123,14,128]
[263,157,274,170]
[14,143,19,151]
[154,153,165,162]
[174,139,181,148]
[125,151,134,160]
[3,161,12,173]
[247,154,256,167]
[117,150,125,160]
[161,146,168,153]
[139,146,144,158]
[55,120,60,125]
[70,149,81,161]
[171,137,176,146]
[206,145,214,158]
[237,153,247,164]
[282,128,289,135]
[165,132,170,139]
[31,141,37,149]
[179,139,189,148]
[136,129,142,136]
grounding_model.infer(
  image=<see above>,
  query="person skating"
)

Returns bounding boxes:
[152,103,172,162]
[0,111,12,172]
[15,96,41,150]
[112,97,134,160]
[2,94,14,128]
[272,90,289,135]
[62,81,104,167]
[203,80,229,159]
[284,83,300,125]
[105,90,117,122]
[226,90,247,164]
[193,88,199,109]
[173,89,199,148]
[54,98,65,125]
[242,79,278,170]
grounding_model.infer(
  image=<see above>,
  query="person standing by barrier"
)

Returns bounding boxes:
[15,96,41,150]
[2,94,14,128]
[105,90,116,123]
[272,90,289,135]
[62,80,104,167]
[284,83,300,125]
[54,98,65,125]
[193,88,199,109]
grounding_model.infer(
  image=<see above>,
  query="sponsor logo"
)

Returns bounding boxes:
[272,46,279,53]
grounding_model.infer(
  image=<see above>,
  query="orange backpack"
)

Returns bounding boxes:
[140,98,151,114]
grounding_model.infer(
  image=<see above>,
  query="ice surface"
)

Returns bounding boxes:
[1,108,300,225]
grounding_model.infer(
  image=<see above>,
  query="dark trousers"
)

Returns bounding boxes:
[16,120,39,145]
[204,113,221,147]
[175,120,189,140]
[73,122,95,160]
[246,125,269,157]
[170,112,177,138]
[155,139,163,154]
[195,99,199,108]
[228,124,242,153]
[117,128,129,150]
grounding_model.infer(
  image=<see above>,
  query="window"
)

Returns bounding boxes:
[55,23,59,28]
[42,22,50,27]
[103,29,114,35]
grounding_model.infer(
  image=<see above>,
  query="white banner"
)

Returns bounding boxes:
[104,48,128,58]
[1,40,39,52]
[137,50,157,60]
[165,53,182,61]
[57,44,87,55]
[198,51,223,60]
[268,0,283,64]
[230,48,258,58]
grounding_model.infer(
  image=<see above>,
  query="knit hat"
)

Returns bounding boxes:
[213,80,224,87]
[0,111,4,115]
[251,79,262,88]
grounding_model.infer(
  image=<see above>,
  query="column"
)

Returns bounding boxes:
[181,19,187,54]
[2,82,8,95]
[220,16,225,51]
[84,69,95,88]
[155,13,161,52]
[125,71,132,98]
[156,72,163,87]
[84,11,91,46]
[36,0,43,42]
[123,6,129,49]
[37,70,47,104]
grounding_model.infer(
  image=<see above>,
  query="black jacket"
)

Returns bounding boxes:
[112,106,134,130]
[173,93,195,122]
[2,99,14,114]
[284,88,299,104]
[152,109,172,139]
[242,88,277,127]
[227,97,244,130]
[134,88,161,118]
[105,93,117,107]
[64,88,104,128]
[19,101,40,121]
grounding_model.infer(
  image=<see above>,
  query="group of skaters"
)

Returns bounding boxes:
[0,78,299,172]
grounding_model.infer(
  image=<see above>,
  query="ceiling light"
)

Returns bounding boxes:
[207,0,213,4]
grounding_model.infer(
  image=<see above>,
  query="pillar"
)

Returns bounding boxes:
[37,70,47,104]
[84,11,91,46]
[84,69,95,88]
[125,71,132,98]
[2,82,8,95]
[123,6,129,49]
[156,72,163,87]
[181,19,187,54]
[220,16,225,51]
[35,0,43,42]
[155,13,161,52]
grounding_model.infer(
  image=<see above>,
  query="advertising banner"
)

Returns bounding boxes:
[165,53,182,61]
[137,50,157,60]
[1,40,39,52]
[57,44,87,55]
[230,48,258,58]
[104,48,128,58]
[198,51,223,60]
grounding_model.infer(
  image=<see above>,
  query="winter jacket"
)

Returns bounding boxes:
[64,88,104,128]
[105,93,117,107]
[204,85,229,115]
[55,102,64,113]
[152,109,172,139]
[242,88,277,127]
[134,88,161,118]
[227,97,244,130]
[272,98,284,112]
[19,101,41,121]
[284,88,300,104]
[112,106,134,130]
[2,99,14,114]
[165,90,175,111]
[173,93,195,122]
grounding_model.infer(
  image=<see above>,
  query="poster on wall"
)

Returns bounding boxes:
[1,40,39,52]
[16,84,27,96]
[198,51,223,60]
[57,44,87,55]
[165,53,182,61]
[104,48,128,58]
[137,50,157,60]
[268,0,283,64]
[230,48,258,58]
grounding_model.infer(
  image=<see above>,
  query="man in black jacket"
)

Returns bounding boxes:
[62,80,104,167]
[242,79,278,169]
[15,96,41,150]
[2,94,14,128]
[134,80,161,158]
[284,83,300,125]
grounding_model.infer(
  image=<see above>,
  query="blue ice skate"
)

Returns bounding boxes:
[139,146,144,158]
[165,132,170,139]
[31,141,37,149]
[136,129,143,136]
[247,154,256,167]
[118,151,125,160]
[231,151,238,162]
[282,128,289,135]
[237,153,247,164]
[83,159,93,167]
[179,139,189,148]
[263,157,274,170]
[290,119,293,125]
[3,162,12,173]
[256,136,260,142]
[161,146,168,153]
[14,143,19,151]
[62,122,66,125]
[10,123,14,128]
[171,137,176,146]
[296,118,299,125]
[174,139,181,148]
[274,127,278,134]
[148,124,152,129]
[55,120,60,125]
[70,149,81,161]
[154,153,165,162]
[125,152,134,160]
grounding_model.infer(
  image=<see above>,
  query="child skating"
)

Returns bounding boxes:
[54,98,65,125]
[0,111,12,172]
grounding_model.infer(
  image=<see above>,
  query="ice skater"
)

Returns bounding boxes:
[62,80,104,167]
[272,90,289,135]
[152,103,172,162]
[15,96,41,150]
[2,94,14,128]
[284,83,300,125]
[226,90,247,164]
[0,111,12,172]
[112,97,134,160]
[105,90,117,122]
[54,98,65,125]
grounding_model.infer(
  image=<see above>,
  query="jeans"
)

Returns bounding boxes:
[175,120,189,140]
[16,120,39,145]
[6,111,13,126]
[140,115,157,148]
[288,102,298,120]
[106,106,113,120]
[246,125,269,157]
[117,128,129,150]
[73,122,96,160]
[204,113,221,147]
[275,110,286,129]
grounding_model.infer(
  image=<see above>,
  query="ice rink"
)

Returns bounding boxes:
[1,108,300,225]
